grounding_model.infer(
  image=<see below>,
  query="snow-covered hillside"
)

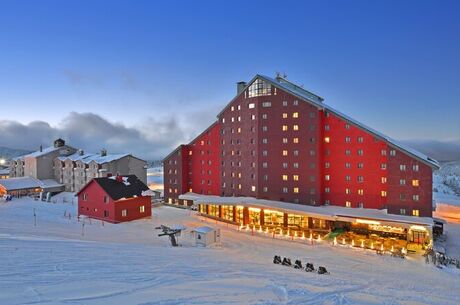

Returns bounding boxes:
[434,161,460,208]
[1,195,460,305]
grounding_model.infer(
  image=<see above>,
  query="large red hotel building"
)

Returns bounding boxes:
[163,74,439,249]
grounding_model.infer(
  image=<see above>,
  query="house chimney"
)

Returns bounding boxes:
[100,148,107,157]
[78,149,84,156]
[54,138,65,148]
[237,81,246,95]
[39,145,43,152]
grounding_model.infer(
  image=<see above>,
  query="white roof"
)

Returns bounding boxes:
[179,193,433,227]
[0,168,9,175]
[192,226,215,234]
[58,152,129,164]
[40,179,64,189]
[0,177,42,191]
[24,146,60,158]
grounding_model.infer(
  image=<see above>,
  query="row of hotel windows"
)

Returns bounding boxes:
[324,187,421,200]
[222,109,316,125]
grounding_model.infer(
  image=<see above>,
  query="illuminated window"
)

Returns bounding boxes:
[248,78,272,98]
[381,191,387,197]
[251,114,256,120]
[140,206,145,213]
[325,175,330,181]
[248,103,255,109]
[293,187,299,193]
[251,185,256,192]
[293,175,299,181]
[222,118,225,123]
[381,177,387,184]
[237,116,241,122]
[381,149,387,156]
[231,106,234,111]
[346,201,351,208]
[237,127,241,133]
[122,209,127,217]
[412,179,419,187]
[282,113,288,119]
[237,184,242,190]
[238,173,242,178]
[358,189,364,195]
[282,175,288,181]
[381,163,387,170]
[324,137,330,143]
[293,125,299,131]
[293,138,299,143]
[412,209,420,217]
[345,188,351,194]
[282,125,288,131]
[282,150,288,156]
[237,105,241,110]
[292,112,299,118]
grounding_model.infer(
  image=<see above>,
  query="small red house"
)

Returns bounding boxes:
[77,175,152,223]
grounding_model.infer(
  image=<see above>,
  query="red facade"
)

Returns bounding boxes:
[77,180,151,223]
[163,75,437,217]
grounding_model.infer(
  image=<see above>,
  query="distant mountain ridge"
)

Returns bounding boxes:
[0,146,32,159]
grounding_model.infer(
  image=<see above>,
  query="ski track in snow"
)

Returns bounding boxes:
[0,195,459,305]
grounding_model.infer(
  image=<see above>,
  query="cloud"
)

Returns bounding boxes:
[0,112,189,161]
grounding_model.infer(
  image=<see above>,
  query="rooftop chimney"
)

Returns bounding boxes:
[54,138,65,148]
[100,148,107,157]
[237,81,246,95]
[39,145,43,152]
[78,149,84,156]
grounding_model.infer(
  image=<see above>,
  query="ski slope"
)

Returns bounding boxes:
[0,195,459,305]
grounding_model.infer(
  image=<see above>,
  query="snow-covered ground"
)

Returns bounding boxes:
[1,194,460,305]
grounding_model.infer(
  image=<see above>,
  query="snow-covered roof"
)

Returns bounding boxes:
[58,152,129,164]
[179,193,433,227]
[192,226,215,234]
[0,177,42,191]
[0,168,9,175]
[40,179,64,189]
[24,146,61,158]
[254,74,439,169]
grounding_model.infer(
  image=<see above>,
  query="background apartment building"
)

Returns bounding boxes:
[10,139,147,193]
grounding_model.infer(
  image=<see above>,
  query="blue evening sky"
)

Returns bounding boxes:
[0,0,459,141]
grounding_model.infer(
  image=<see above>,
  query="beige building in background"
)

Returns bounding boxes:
[9,139,147,193]
[55,149,147,192]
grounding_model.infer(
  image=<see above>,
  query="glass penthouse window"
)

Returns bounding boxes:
[248,78,272,98]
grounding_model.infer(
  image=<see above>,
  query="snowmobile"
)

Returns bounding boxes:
[318,266,330,274]
[305,263,315,272]
[282,257,292,266]
[294,260,303,269]
[273,255,282,264]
